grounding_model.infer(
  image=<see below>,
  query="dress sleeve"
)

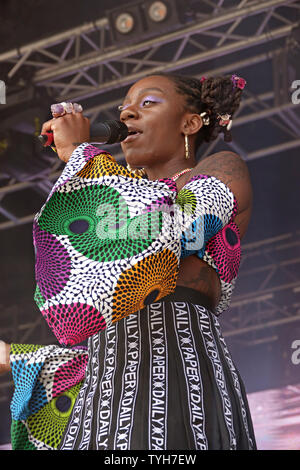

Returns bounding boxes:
[9,343,88,450]
[33,144,180,346]
[176,173,238,255]
[177,174,241,315]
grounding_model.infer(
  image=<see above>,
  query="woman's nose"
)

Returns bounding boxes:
[120,106,139,121]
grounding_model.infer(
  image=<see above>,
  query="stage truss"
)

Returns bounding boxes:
[0,230,299,403]
[0,0,300,402]
[0,0,299,229]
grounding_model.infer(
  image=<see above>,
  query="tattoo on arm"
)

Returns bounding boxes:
[193,266,213,283]
[196,151,253,217]
[196,151,250,187]
[178,265,216,292]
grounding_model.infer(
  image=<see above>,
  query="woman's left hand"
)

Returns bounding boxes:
[0,341,11,375]
[41,103,90,163]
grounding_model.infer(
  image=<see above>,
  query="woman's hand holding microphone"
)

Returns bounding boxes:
[40,101,90,163]
[0,341,11,375]
[0,105,88,374]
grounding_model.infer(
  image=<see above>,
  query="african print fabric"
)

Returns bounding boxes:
[32,143,239,347]
[9,143,247,449]
[10,344,88,449]
[178,175,240,314]
[10,288,256,450]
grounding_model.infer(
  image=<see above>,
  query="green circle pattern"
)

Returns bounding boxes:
[37,185,162,262]
[26,382,82,449]
[175,188,197,215]
[50,390,76,418]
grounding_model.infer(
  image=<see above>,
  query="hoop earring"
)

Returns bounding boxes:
[184,134,190,160]
[126,163,146,177]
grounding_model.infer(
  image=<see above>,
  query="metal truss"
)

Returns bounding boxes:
[220,230,300,345]
[0,0,297,98]
[1,229,300,402]
[1,0,299,117]
[0,0,299,230]
[1,0,300,409]
[0,231,298,346]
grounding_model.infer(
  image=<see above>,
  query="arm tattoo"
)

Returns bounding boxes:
[178,265,216,292]
[196,151,249,187]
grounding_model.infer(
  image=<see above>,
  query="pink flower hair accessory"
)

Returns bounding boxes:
[231,74,247,90]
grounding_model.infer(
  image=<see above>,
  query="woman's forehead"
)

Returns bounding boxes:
[125,75,177,99]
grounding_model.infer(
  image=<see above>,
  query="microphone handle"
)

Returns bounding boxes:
[38,121,128,147]
[38,131,54,146]
[37,131,111,147]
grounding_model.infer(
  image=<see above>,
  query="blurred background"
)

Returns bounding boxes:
[0,0,300,450]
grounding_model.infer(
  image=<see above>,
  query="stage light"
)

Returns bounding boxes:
[106,2,145,44]
[115,12,135,35]
[142,0,183,35]
[106,0,184,45]
[148,1,168,23]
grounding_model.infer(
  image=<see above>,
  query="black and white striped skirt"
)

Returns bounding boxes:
[59,286,256,450]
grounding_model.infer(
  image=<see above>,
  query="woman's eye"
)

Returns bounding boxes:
[142,99,154,106]
[118,99,157,111]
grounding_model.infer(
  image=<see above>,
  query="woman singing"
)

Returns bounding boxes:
[0,72,256,450]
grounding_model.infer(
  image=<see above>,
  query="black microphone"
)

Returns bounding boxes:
[38,120,128,147]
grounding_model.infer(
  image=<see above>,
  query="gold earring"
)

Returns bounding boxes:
[126,163,146,177]
[184,134,190,160]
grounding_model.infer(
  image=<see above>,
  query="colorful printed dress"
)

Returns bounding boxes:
[9,144,256,450]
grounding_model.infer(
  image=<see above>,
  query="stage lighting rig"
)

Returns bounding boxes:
[147,1,168,23]
[114,12,135,35]
[107,2,145,43]
[142,0,182,35]
[287,22,300,76]
[106,0,184,44]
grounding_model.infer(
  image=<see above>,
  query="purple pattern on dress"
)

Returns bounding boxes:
[82,144,108,162]
[142,195,174,214]
[158,174,209,194]
[157,178,178,193]
[188,174,209,182]
[33,222,71,300]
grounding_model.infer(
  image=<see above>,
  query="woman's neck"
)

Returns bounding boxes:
[145,159,196,181]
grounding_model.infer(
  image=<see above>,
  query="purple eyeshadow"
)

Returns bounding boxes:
[119,95,164,111]
[141,95,164,105]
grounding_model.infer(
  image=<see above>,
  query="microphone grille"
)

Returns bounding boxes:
[104,120,128,144]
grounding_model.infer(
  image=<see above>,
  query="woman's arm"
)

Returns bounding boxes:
[194,151,253,238]
[0,341,11,374]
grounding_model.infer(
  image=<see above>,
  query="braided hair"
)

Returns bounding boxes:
[148,72,245,151]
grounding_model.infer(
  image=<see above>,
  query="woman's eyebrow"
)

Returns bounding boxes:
[123,87,165,102]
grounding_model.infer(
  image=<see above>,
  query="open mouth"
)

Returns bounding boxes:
[123,130,142,143]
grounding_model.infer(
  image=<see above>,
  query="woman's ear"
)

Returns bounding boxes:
[182,112,203,136]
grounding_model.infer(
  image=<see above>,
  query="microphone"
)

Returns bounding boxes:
[38,120,128,147]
